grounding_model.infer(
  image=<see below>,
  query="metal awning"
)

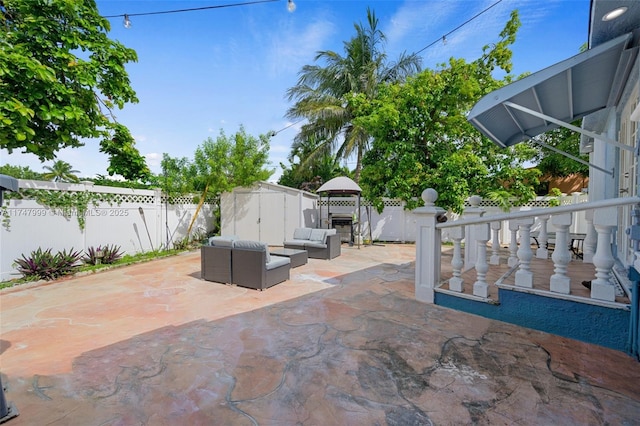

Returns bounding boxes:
[467,32,636,148]
[0,174,19,205]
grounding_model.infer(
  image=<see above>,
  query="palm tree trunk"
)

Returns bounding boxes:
[353,144,363,183]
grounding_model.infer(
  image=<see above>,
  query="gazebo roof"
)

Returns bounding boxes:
[317,176,361,195]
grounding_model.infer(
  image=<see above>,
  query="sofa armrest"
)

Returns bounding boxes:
[326,233,341,259]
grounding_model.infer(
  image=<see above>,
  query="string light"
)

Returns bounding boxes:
[414,0,503,55]
[104,0,294,28]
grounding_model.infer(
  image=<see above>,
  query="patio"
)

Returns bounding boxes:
[1,244,639,424]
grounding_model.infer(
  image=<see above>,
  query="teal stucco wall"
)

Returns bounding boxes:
[435,288,630,352]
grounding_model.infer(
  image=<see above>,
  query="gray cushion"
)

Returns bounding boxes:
[304,241,327,249]
[283,239,308,246]
[293,227,312,240]
[234,240,270,262]
[209,236,235,247]
[309,228,327,243]
[266,256,290,271]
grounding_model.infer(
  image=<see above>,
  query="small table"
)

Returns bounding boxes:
[271,248,308,268]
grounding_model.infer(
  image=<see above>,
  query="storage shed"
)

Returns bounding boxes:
[220,182,319,246]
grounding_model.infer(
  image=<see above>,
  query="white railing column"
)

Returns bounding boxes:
[508,220,519,267]
[463,195,484,271]
[473,223,491,298]
[489,221,501,265]
[414,189,446,304]
[550,213,572,294]
[449,226,464,292]
[515,218,534,288]
[591,207,617,302]
[536,215,550,259]
[583,209,596,263]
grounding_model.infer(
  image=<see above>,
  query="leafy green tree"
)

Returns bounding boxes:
[42,160,80,183]
[0,163,42,179]
[359,11,539,213]
[530,123,588,178]
[286,7,421,182]
[0,0,145,178]
[159,154,195,197]
[278,135,350,191]
[169,127,272,237]
[99,124,151,182]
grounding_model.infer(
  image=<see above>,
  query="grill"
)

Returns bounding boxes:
[331,214,354,244]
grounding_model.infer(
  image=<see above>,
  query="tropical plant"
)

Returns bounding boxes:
[42,161,81,183]
[14,247,82,280]
[0,0,145,180]
[83,244,123,265]
[285,7,421,182]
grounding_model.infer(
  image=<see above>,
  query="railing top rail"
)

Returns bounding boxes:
[437,196,640,229]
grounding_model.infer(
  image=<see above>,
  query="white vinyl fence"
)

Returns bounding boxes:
[1,180,215,281]
[321,192,588,244]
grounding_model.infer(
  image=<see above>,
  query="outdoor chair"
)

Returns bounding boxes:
[231,240,291,290]
[201,236,236,284]
[283,227,341,259]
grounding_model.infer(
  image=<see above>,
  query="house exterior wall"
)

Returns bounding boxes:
[592,54,640,268]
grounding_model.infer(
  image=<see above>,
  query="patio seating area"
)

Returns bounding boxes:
[1,244,639,424]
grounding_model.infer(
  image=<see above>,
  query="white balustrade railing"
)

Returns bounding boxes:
[414,188,640,305]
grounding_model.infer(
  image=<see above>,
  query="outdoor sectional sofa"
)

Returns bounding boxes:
[201,236,290,290]
[283,227,341,260]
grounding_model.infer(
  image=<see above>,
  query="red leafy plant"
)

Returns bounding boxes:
[14,247,82,281]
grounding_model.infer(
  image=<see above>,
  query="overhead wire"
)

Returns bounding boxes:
[103,0,279,19]
[414,0,504,55]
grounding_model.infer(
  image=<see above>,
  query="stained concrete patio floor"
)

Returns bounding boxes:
[1,244,639,425]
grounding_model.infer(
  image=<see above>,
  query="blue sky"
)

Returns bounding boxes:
[1,0,589,182]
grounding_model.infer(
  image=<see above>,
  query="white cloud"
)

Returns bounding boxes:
[267,17,336,76]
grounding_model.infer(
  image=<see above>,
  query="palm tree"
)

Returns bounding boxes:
[286,8,421,182]
[42,160,80,182]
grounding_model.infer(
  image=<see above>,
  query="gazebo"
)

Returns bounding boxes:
[317,176,362,247]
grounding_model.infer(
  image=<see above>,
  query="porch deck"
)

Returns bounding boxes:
[439,246,630,305]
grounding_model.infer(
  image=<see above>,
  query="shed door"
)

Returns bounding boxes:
[235,192,260,240]
[259,192,285,245]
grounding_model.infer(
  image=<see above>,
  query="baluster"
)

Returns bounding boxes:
[536,215,550,259]
[463,195,484,271]
[515,218,534,288]
[591,207,617,302]
[550,213,572,294]
[473,223,490,298]
[489,221,501,265]
[583,209,596,263]
[508,220,519,267]
[449,226,464,292]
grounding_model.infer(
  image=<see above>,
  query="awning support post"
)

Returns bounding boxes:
[503,101,634,152]
[530,139,614,177]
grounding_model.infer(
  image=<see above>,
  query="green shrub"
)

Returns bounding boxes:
[83,244,123,265]
[14,247,82,281]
